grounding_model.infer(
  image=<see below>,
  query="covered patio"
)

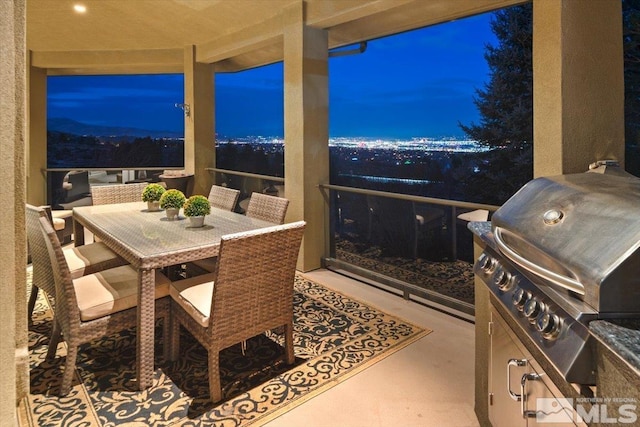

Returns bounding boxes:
[2,0,626,424]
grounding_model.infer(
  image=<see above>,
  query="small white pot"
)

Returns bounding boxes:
[165,208,180,220]
[188,216,205,228]
[147,201,161,211]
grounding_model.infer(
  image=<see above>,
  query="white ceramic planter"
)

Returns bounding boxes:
[165,207,180,220]
[147,201,161,211]
[188,216,205,227]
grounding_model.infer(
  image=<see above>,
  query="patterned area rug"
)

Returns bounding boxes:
[20,268,430,426]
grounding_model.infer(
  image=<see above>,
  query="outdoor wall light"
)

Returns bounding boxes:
[175,103,191,117]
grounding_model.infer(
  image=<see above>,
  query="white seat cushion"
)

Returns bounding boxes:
[73,265,170,321]
[169,273,217,327]
[51,209,72,220]
[51,209,72,232]
[52,217,66,231]
[63,242,124,279]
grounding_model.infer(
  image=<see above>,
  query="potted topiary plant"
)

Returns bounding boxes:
[159,189,186,220]
[183,194,211,227]
[141,183,166,211]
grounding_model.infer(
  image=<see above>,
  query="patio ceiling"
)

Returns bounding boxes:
[27,0,525,75]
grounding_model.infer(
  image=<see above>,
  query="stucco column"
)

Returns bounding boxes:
[533,0,624,177]
[184,45,214,196]
[283,2,329,272]
[27,56,47,205]
[1,0,28,421]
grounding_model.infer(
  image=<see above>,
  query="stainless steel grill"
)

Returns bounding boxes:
[475,166,640,385]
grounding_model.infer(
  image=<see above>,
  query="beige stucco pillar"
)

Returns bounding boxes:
[283,2,329,272]
[1,0,28,421]
[184,45,214,196]
[533,0,624,177]
[27,56,47,205]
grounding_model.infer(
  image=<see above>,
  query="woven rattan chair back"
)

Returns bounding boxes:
[208,185,240,211]
[91,182,149,205]
[245,192,289,224]
[211,220,305,340]
[26,204,56,315]
[26,204,127,323]
[39,217,83,338]
[169,220,305,402]
[38,216,170,395]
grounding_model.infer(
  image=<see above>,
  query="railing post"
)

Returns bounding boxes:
[451,206,457,261]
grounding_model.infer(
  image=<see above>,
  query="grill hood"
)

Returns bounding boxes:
[491,170,640,315]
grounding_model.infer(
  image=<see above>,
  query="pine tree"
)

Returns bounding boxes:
[624,0,640,176]
[460,1,640,181]
[459,4,533,149]
[456,4,533,204]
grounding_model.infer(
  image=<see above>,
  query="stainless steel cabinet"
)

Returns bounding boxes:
[489,307,581,426]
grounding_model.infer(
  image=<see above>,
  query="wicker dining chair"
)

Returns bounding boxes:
[26,204,127,324]
[187,191,290,276]
[91,182,151,205]
[245,192,290,224]
[38,216,171,395]
[168,220,306,402]
[207,185,240,211]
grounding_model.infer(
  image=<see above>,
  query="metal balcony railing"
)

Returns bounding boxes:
[44,165,498,317]
[206,168,498,316]
[43,167,182,209]
[319,184,499,317]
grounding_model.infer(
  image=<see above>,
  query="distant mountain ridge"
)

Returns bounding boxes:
[48,118,183,139]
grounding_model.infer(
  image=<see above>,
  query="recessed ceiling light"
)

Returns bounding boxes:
[73,4,87,13]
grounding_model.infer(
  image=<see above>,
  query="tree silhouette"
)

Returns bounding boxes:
[459,4,532,149]
[461,1,640,183]
[624,0,640,177]
[458,4,533,204]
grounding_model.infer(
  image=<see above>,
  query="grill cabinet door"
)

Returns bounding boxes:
[489,308,528,427]
[489,308,580,426]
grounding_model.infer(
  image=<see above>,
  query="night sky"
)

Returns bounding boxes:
[47,11,497,139]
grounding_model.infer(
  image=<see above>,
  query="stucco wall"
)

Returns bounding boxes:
[0,0,28,422]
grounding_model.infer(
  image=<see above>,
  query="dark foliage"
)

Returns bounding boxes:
[47,131,183,168]
[457,4,534,204]
[459,4,533,149]
[624,0,640,176]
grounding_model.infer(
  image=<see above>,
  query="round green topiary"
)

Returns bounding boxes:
[183,195,211,217]
[159,189,186,209]
[141,183,166,202]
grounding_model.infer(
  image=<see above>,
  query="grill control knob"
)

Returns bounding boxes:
[523,298,542,322]
[512,287,530,310]
[495,270,513,291]
[536,312,561,339]
[479,254,496,274]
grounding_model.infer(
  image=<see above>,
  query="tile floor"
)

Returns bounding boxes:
[265,269,480,427]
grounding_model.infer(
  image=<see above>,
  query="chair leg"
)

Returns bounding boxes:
[27,284,39,325]
[168,312,180,362]
[208,350,222,402]
[284,321,295,365]
[60,344,78,395]
[161,313,170,362]
[46,319,61,360]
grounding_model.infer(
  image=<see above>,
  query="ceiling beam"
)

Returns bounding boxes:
[30,48,184,70]
[305,0,416,28]
[327,0,526,46]
[47,65,184,76]
[196,14,284,64]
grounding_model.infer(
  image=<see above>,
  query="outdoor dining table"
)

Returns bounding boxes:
[72,201,277,390]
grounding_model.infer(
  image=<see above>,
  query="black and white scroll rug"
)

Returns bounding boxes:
[20,268,430,426]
